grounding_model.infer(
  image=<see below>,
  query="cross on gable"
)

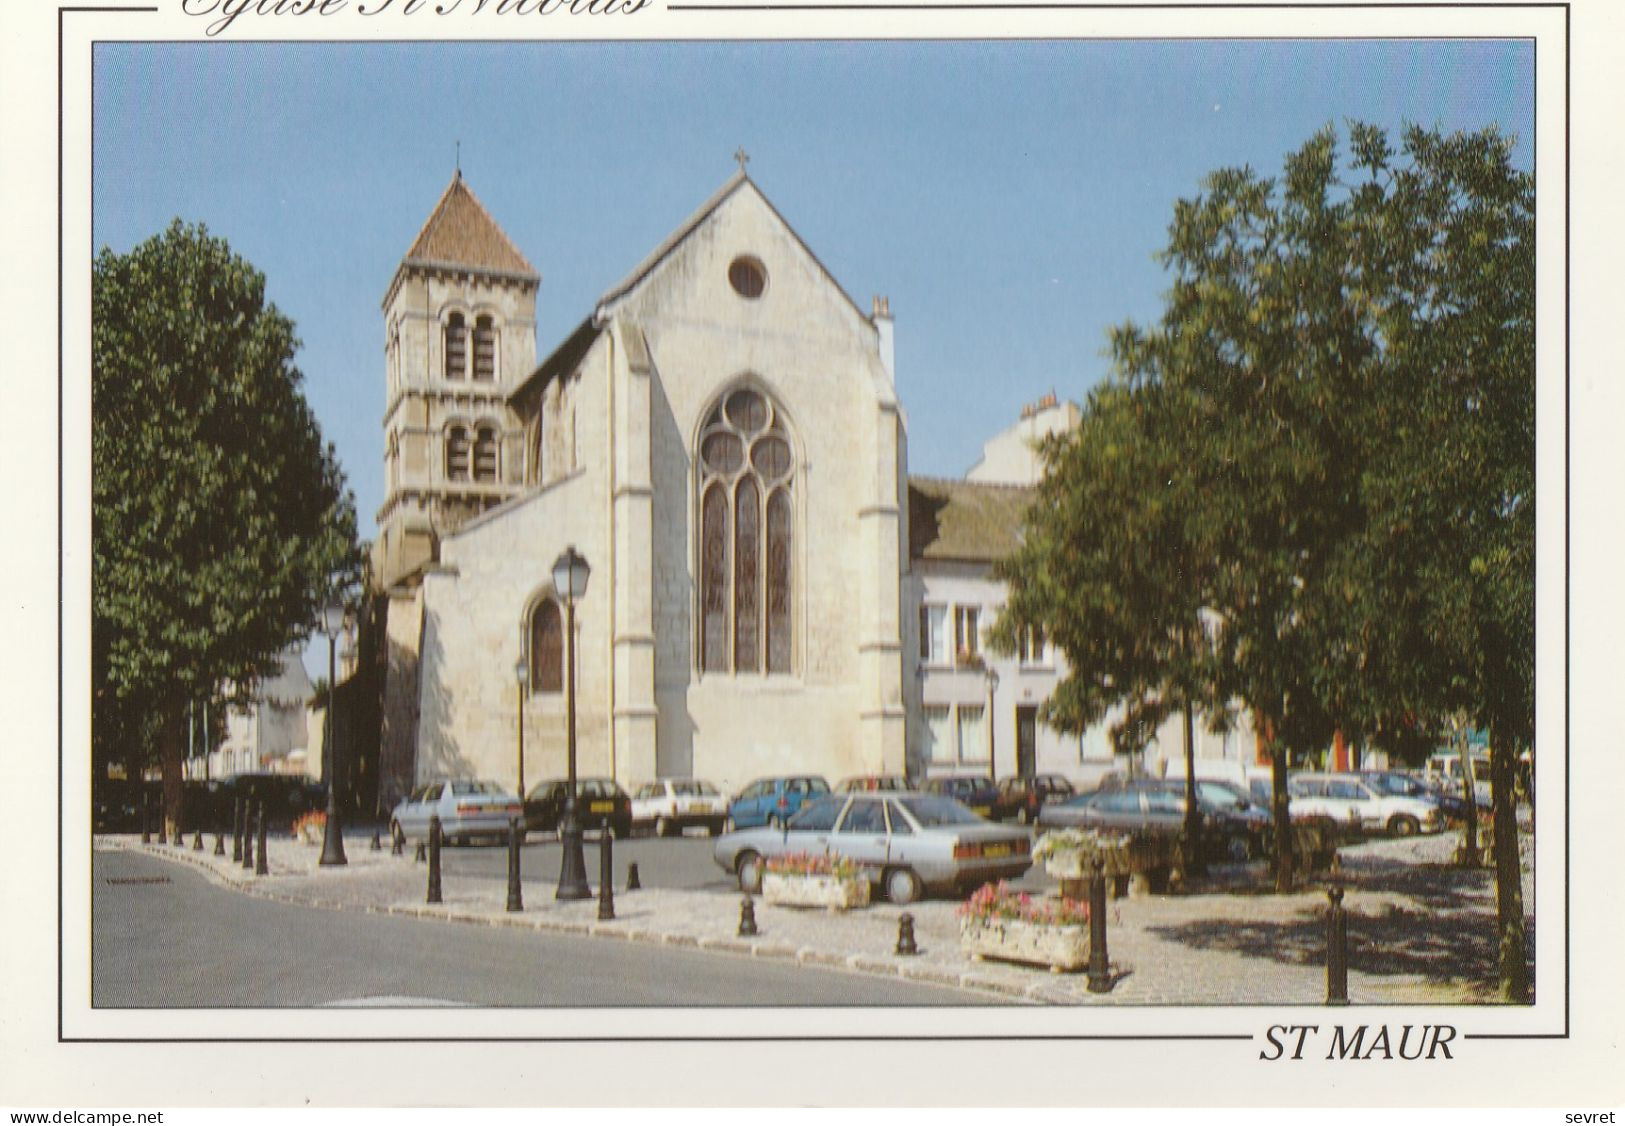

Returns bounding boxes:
[734,147,750,173]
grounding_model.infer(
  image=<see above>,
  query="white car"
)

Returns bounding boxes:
[631,779,730,837]
[1288,773,1443,837]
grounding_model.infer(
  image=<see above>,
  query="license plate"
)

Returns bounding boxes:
[590,801,613,814]
[972,805,991,816]
[982,843,1012,858]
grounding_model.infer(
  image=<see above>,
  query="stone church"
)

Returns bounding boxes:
[373,166,909,803]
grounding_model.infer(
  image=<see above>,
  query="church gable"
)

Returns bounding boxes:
[598,173,877,345]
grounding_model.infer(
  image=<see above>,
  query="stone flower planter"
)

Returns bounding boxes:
[960,916,1089,973]
[762,871,871,911]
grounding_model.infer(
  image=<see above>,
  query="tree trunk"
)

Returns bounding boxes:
[1271,750,1294,894]
[159,704,186,841]
[1181,700,1204,876]
[1489,730,1530,1002]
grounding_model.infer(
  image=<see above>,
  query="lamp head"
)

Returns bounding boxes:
[550,545,591,604]
[320,599,346,638]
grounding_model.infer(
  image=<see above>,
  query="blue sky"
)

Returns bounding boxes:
[92,39,1532,672]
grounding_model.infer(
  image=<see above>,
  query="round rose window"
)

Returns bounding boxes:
[728,256,766,299]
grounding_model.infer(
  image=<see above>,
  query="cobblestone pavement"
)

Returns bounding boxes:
[94,825,1534,1006]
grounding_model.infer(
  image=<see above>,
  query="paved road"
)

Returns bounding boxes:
[92,850,998,1007]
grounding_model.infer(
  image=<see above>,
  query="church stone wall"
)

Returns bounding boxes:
[416,339,613,794]
[621,185,906,795]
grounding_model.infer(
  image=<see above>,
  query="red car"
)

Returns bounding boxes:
[992,774,1077,824]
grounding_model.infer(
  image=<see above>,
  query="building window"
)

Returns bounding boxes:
[473,315,496,381]
[473,425,499,483]
[445,313,467,380]
[728,256,767,299]
[445,426,470,482]
[954,606,981,665]
[919,604,948,665]
[529,600,563,694]
[1018,625,1049,667]
[924,706,953,764]
[697,384,795,674]
[957,705,987,763]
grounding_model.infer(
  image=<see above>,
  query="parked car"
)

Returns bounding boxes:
[1288,773,1443,837]
[991,774,1076,824]
[391,779,524,846]
[1362,770,1469,822]
[630,779,729,837]
[1036,780,1269,862]
[712,791,1032,904]
[217,773,327,834]
[727,776,830,830]
[524,778,633,838]
[920,776,999,819]
[92,778,160,834]
[835,774,911,794]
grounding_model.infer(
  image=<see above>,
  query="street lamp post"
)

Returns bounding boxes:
[318,597,348,867]
[514,654,528,800]
[551,546,592,900]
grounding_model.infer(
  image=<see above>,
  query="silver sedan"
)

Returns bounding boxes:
[712,791,1032,904]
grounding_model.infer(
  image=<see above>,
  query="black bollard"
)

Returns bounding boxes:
[391,831,403,857]
[1326,886,1350,1005]
[370,832,382,852]
[626,861,641,892]
[1087,856,1112,994]
[141,795,151,844]
[738,893,759,937]
[414,840,426,863]
[254,802,269,876]
[231,798,243,863]
[896,912,918,956]
[597,827,616,921]
[193,829,203,851]
[241,808,255,871]
[505,818,524,913]
[157,807,167,845]
[214,832,225,856]
[426,815,443,904]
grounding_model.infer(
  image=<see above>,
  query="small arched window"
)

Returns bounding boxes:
[444,313,467,381]
[445,426,470,482]
[473,425,499,483]
[529,600,563,694]
[697,384,795,674]
[473,315,496,381]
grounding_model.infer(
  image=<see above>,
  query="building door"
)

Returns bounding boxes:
[1016,706,1038,777]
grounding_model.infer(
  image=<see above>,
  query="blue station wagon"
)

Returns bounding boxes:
[727,776,830,830]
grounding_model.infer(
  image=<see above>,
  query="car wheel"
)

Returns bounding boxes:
[655,815,671,838]
[1388,814,1419,838]
[885,867,923,905]
[736,850,764,894]
[1225,835,1251,863]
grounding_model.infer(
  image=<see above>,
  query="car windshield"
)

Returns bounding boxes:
[896,795,983,827]
[449,781,502,796]
[1195,783,1249,811]
[672,781,718,797]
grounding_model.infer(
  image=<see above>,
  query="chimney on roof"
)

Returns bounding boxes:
[871,296,895,384]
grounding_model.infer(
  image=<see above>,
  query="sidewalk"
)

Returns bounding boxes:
[94,827,1533,1006]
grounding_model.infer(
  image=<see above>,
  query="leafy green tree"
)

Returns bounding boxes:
[992,377,1229,866]
[93,221,358,834]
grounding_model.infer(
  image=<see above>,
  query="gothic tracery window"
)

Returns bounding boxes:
[698,385,794,674]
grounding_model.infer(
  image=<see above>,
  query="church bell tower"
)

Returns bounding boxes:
[374,172,539,588]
